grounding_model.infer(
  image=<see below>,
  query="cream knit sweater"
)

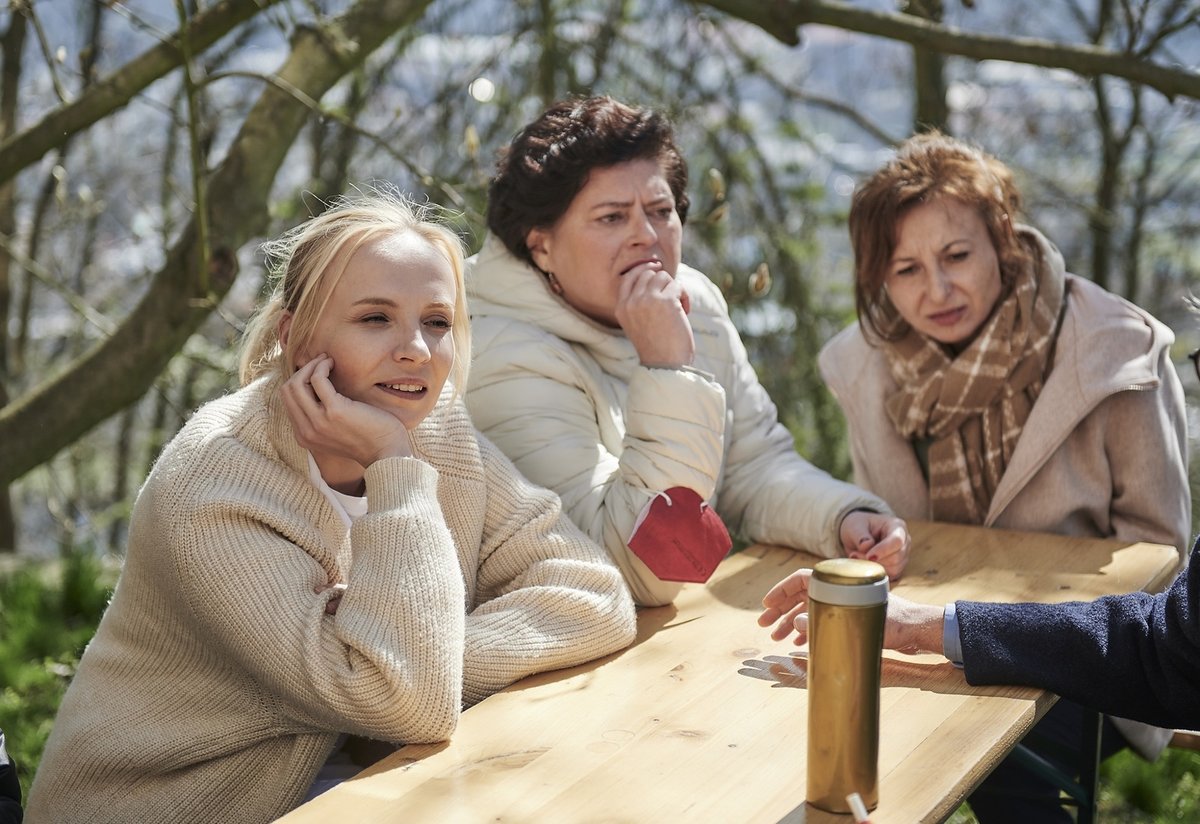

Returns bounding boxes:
[26,376,636,824]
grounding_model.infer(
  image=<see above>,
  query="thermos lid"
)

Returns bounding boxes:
[809,558,888,606]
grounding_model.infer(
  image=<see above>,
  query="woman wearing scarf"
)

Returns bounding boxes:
[815,131,1189,823]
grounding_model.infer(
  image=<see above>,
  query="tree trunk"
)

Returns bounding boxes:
[108,405,137,554]
[143,377,173,481]
[1089,95,1118,292]
[904,0,948,134]
[0,10,28,552]
[536,0,559,107]
[1124,132,1158,309]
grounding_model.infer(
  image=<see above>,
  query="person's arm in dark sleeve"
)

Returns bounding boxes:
[957,542,1200,729]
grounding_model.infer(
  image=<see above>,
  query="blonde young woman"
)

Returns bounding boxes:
[26,190,636,824]
[766,132,1188,824]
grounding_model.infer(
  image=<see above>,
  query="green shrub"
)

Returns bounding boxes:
[1099,747,1200,822]
[0,549,114,800]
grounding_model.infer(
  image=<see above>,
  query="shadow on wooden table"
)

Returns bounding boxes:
[704,543,815,610]
[710,527,1176,618]
[737,650,1038,700]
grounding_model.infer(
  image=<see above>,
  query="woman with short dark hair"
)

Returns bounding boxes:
[485,96,690,269]
[465,96,911,608]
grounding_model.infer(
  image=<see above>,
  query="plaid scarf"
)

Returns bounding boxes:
[882,237,1064,524]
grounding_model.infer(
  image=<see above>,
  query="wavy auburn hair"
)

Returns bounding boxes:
[849,131,1035,342]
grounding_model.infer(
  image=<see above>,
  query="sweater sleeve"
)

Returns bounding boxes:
[466,320,727,607]
[174,456,467,744]
[459,436,637,706]
[957,541,1200,728]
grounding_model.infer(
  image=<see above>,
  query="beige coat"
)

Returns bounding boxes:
[819,231,1189,757]
[466,236,890,606]
[26,376,636,824]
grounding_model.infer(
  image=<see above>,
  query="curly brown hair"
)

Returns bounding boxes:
[486,96,690,268]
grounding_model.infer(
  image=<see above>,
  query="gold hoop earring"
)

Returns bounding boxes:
[546,271,564,296]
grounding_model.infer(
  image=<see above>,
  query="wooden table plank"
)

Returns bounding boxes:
[277,521,1179,824]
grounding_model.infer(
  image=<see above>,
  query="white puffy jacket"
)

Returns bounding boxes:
[465,235,889,606]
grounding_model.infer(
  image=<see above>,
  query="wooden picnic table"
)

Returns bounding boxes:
[277,520,1179,823]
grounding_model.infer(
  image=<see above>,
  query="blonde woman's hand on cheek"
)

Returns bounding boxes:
[840,511,911,581]
[616,262,694,368]
[281,355,415,465]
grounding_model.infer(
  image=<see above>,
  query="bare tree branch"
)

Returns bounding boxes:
[696,0,1200,101]
[711,21,900,146]
[205,68,472,210]
[1135,0,1198,57]
[18,0,69,103]
[0,232,116,335]
[0,0,436,485]
[0,0,288,188]
[174,0,212,291]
